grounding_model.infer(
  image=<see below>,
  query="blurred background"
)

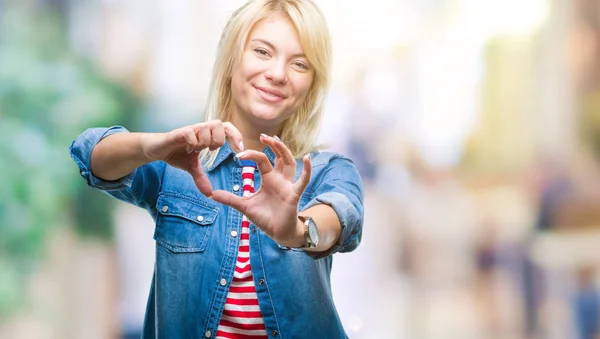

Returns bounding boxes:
[1,0,600,338]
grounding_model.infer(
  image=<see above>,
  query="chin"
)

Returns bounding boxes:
[248,105,288,125]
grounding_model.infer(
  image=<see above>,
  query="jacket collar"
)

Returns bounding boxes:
[204,141,276,172]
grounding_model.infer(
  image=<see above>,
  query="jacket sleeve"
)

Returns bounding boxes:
[302,154,364,259]
[69,126,166,211]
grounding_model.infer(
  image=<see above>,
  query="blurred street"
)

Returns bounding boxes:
[2,0,600,338]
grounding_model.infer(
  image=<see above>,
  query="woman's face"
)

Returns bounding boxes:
[230,13,314,130]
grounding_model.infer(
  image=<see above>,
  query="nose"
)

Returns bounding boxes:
[264,59,287,84]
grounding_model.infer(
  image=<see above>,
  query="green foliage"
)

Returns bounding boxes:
[0,4,141,318]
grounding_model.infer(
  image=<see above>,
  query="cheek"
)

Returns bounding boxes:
[231,56,249,88]
[293,77,314,104]
[237,53,265,81]
[231,62,263,98]
[231,68,252,101]
[230,75,244,103]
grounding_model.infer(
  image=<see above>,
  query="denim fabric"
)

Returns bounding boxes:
[69,126,364,339]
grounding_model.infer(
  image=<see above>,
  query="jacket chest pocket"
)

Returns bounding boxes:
[154,193,220,253]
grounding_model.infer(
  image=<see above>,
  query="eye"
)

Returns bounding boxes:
[293,61,309,70]
[253,48,270,56]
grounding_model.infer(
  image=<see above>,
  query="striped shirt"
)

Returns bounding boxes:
[216,162,268,339]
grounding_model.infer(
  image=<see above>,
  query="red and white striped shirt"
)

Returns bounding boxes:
[216,163,268,339]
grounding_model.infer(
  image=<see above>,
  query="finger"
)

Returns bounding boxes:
[195,125,211,150]
[179,128,198,154]
[272,138,295,168]
[293,155,312,195]
[261,134,295,167]
[187,155,213,197]
[223,122,244,152]
[261,134,295,179]
[262,135,284,173]
[273,142,296,184]
[236,150,273,175]
[211,190,247,214]
[209,121,225,151]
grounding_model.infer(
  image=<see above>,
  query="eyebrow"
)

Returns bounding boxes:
[251,38,306,59]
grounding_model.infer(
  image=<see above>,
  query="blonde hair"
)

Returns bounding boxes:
[201,0,332,166]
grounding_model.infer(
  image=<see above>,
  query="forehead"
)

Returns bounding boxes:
[247,13,304,52]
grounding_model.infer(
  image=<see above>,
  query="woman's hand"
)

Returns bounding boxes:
[141,120,244,197]
[211,134,311,246]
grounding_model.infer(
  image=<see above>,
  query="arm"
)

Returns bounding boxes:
[211,134,364,259]
[90,132,155,181]
[70,126,166,210]
[70,121,244,208]
[295,155,364,258]
[287,204,342,253]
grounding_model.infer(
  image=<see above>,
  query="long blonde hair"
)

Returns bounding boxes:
[201,0,332,166]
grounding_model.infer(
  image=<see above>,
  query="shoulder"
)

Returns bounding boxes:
[309,151,357,169]
[304,151,361,186]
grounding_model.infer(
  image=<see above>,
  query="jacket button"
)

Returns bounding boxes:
[252,227,256,234]
[233,184,240,191]
[162,206,168,213]
[204,330,212,337]
[258,279,264,286]
[272,330,278,337]
[197,215,204,222]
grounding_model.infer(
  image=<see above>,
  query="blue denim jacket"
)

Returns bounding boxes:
[69,126,364,339]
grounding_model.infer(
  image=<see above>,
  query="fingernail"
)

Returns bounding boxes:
[236,151,246,158]
[260,133,269,139]
[186,146,193,154]
[238,141,244,151]
[274,135,280,141]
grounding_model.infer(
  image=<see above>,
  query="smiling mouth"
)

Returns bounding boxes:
[254,86,286,103]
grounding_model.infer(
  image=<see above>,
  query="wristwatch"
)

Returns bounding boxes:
[298,215,319,248]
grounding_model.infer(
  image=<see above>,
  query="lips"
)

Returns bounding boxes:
[254,85,286,103]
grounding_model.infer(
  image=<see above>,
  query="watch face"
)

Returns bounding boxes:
[308,219,319,245]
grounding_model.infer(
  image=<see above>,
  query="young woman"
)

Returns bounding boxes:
[70,0,364,338]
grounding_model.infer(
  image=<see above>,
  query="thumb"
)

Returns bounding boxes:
[211,190,247,214]
[188,156,213,197]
